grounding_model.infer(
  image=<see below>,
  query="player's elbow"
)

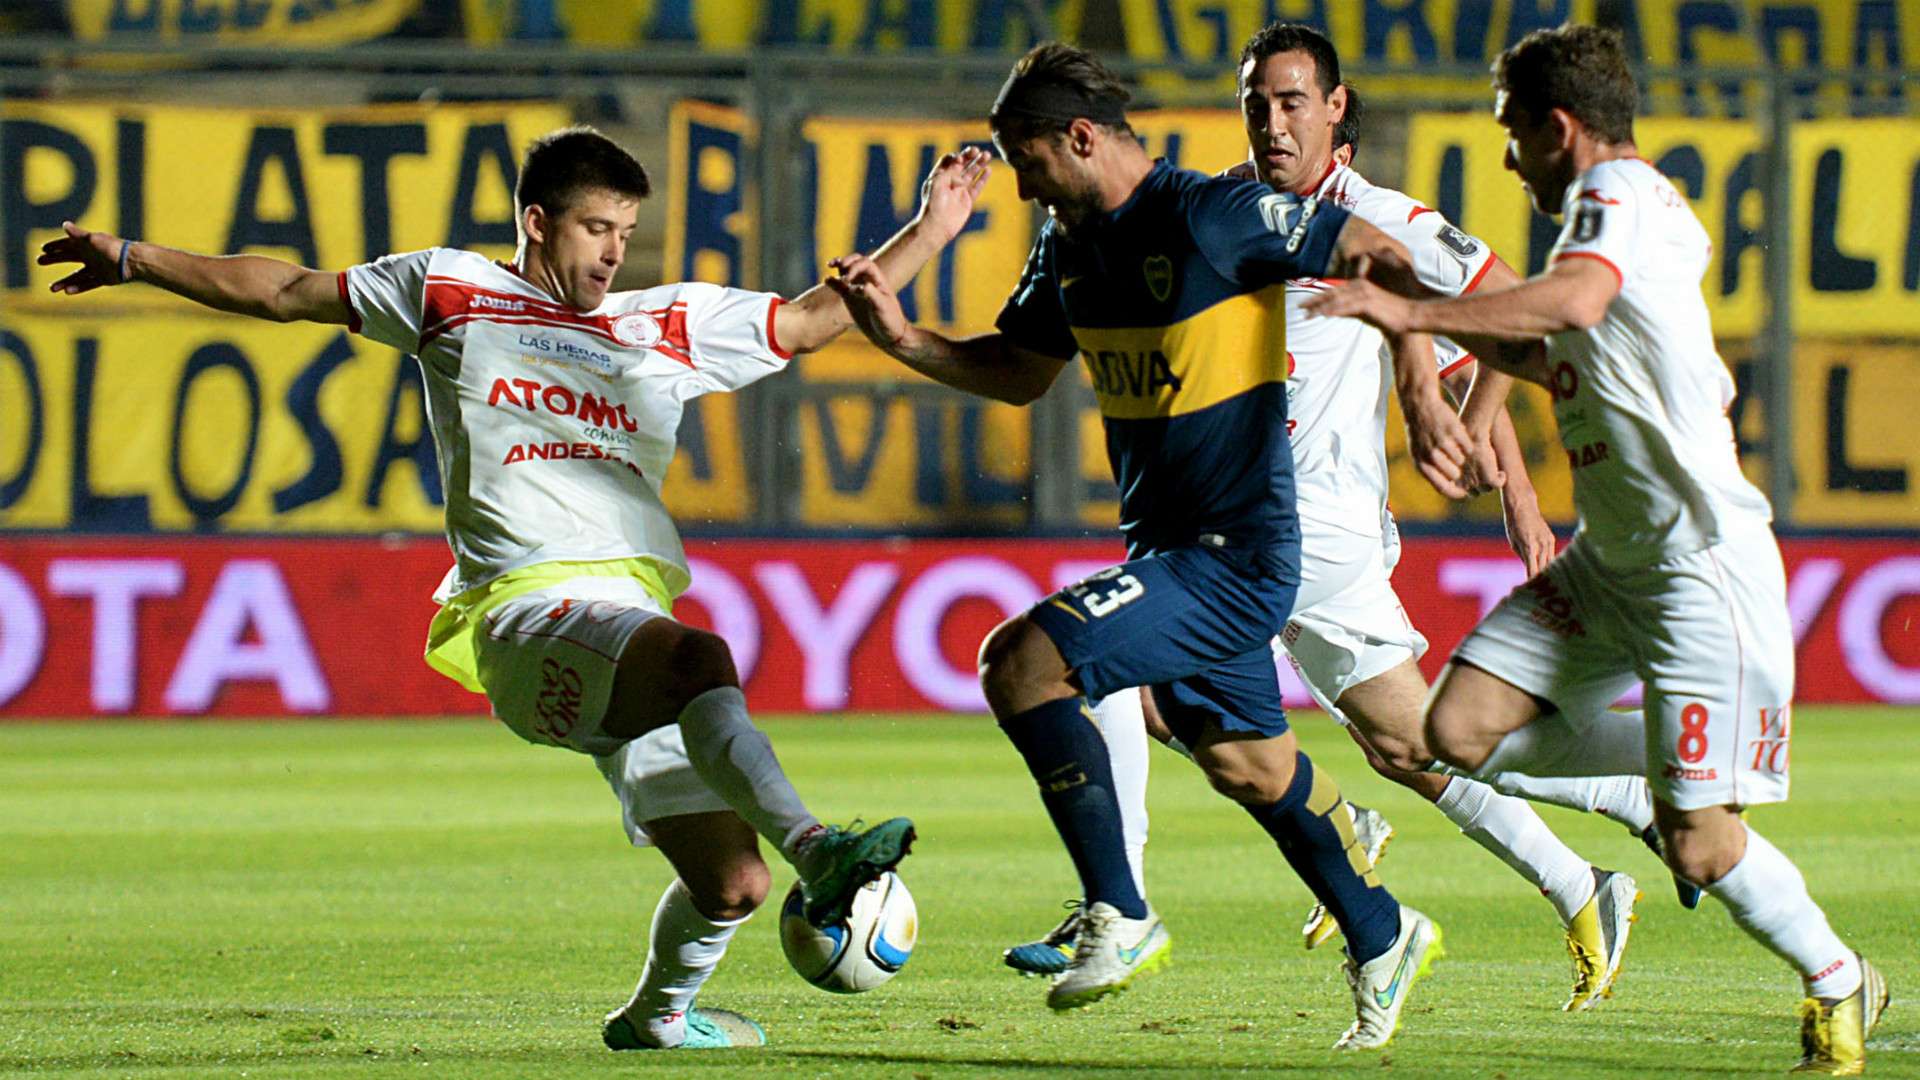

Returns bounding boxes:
[995,380,1050,407]
[1562,294,1609,331]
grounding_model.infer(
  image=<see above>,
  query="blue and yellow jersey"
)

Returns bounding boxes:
[996,160,1350,560]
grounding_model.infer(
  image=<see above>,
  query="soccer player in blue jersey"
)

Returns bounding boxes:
[829,42,1475,1049]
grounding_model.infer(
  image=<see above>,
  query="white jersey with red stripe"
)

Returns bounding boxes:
[1544,158,1770,569]
[341,247,789,598]
[1282,162,1495,540]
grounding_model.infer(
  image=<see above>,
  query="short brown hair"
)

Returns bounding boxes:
[1493,24,1637,145]
[515,125,651,220]
[988,42,1134,144]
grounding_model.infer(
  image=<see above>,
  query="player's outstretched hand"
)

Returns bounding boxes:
[38,221,127,295]
[826,252,911,351]
[916,146,992,245]
[1302,274,1414,335]
[1401,389,1475,500]
[1503,496,1558,577]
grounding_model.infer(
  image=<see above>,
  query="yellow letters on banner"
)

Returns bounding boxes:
[2,101,571,315]
[64,0,421,45]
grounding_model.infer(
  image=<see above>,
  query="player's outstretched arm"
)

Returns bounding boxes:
[38,221,350,324]
[774,147,991,355]
[1303,256,1620,358]
[825,252,1065,405]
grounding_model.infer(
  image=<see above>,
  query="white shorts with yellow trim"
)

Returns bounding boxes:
[473,576,731,846]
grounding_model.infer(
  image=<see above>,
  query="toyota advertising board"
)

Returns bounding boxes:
[1,535,1914,718]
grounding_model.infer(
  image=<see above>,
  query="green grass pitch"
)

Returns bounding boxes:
[3,708,1916,1078]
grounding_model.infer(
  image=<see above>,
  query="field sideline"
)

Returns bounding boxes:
[3,708,1916,1078]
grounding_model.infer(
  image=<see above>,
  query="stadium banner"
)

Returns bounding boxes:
[62,0,422,45]
[0,315,749,532]
[1403,115,1920,338]
[1120,0,1911,108]
[1,100,571,306]
[457,0,1082,51]
[2,535,1915,718]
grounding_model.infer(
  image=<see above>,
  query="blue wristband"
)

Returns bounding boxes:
[117,239,131,284]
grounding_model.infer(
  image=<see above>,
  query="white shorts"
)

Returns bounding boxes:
[1453,529,1794,811]
[474,576,730,846]
[1279,526,1428,723]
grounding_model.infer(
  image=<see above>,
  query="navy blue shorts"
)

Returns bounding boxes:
[1026,544,1297,744]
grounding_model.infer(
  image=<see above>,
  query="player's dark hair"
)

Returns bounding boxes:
[515,125,651,220]
[1239,22,1341,98]
[1334,84,1362,158]
[989,41,1134,145]
[1494,24,1637,144]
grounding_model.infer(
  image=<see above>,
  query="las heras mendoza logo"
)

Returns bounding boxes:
[611,311,664,349]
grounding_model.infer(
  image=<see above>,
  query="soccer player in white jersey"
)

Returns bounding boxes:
[1006,23,1680,1011]
[39,126,990,1053]
[1308,25,1887,1075]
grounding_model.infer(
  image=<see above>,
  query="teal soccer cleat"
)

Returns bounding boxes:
[799,817,917,927]
[602,1007,767,1050]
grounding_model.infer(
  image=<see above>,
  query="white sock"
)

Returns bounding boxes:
[1093,690,1150,895]
[1705,824,1858,1000]
[1484,771,1655,833]
[674,687,821,868]
[1476,706,1646,778]
[620,878,749,1047]
[1433,776,1596,924]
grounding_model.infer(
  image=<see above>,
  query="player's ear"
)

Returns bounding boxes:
[1067,118,1098,158]
[1547,107,1580,149]
[1328,83,1348,125]
[522,203,550,246]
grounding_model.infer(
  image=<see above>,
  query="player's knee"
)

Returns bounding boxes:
[1366,728,1434,775]
[1425,698,1491,772]
[661,626,739,705]
[977,617,1057,716]
[1197,756,1293,805]
[1657,822,1741,887]
[682,854,771,922]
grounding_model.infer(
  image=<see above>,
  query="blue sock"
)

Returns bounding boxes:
[999,697,1149,920]
[1247,751,1401,963]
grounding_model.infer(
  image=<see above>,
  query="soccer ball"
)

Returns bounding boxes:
[778,871,917,993]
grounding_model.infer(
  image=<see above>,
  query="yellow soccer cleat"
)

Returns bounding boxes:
[1792,955,1889,1076]
[1563,869,1641,1012]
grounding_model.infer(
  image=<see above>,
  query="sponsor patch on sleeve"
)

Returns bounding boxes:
[1436,223,1480,260]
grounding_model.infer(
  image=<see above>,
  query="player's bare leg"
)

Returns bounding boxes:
[602,811,770,1050]
[1427,661,1644,779]
[1656,801,1885,1074]
[603,621,912,926]
[1317,662,1637,1009]
[980,616,1167,1008]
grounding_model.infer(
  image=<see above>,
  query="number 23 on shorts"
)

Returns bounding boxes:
[1062,567,1146,619]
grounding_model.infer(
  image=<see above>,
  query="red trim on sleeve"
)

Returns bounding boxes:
[1461,255,1497,295]
[1407,205,1435,222]
[336,270,363,334]
[1438,352,1476,379]
[766,296,793,360]
[1553,250,1624,288]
